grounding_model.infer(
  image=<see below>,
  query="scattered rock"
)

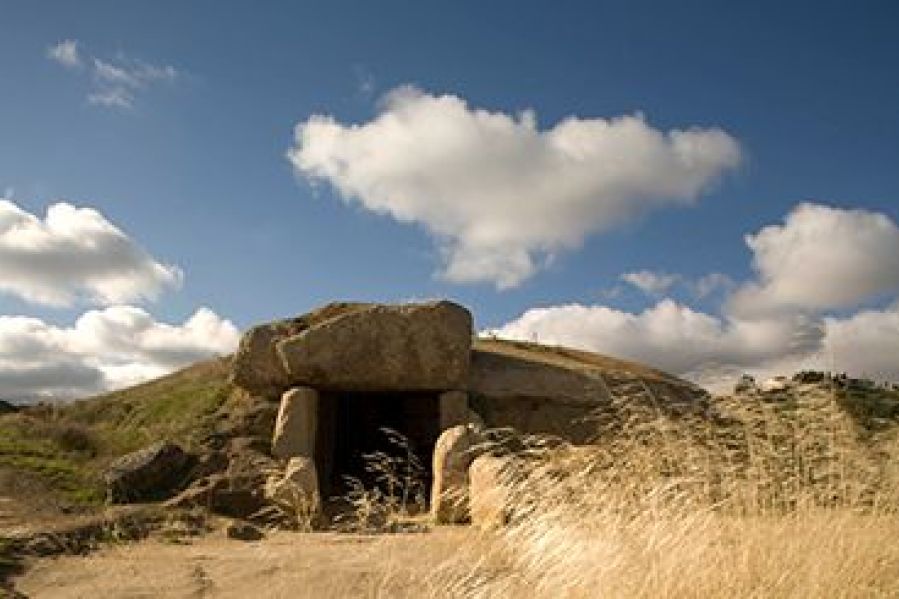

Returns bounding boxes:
[104,442,195,504]
[22,535,62,557]
[277,301,472,392]
[431,424,487,524]
[761,376,790,392]
[187,450,229,481]
[734,374,759,395]
[226,520,264,541]
[793,371,827,384]
[272,387,319,459]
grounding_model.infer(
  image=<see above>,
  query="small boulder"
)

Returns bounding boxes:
[104,441,194,503]
[761,376,790,392]
[272,387,318,459]
[431,424,487,524]
[226,520,264,541]
[734,374,759,395]
[277,301,472,392]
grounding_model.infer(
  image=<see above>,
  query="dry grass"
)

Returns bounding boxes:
[405,382,899,598]
[336,428,430,533]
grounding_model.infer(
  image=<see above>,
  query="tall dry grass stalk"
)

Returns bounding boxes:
[412,382,899,598]
[337,428,429,533]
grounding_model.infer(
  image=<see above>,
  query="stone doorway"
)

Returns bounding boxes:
[315,391,443,503]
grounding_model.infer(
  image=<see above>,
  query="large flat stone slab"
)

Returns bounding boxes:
[230,303,373,397]
[469,348,612,404]
[277,301,472,392]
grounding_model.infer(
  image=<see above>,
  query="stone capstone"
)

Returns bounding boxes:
[271,387,318,459]
[230,302,373,396]
[469,348,613,405]
[104,441,194,504]
[431,424,487,524]
[277,301,472,392]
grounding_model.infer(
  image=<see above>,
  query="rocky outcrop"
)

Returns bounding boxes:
[165,441,277,519]
[104,442,195,503]
[431,424,487,524]
[277,301,472,392]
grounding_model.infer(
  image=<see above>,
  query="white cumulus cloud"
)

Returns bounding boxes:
[289,86,741,288]
[0,306,239,402]
[823,302,899,382]
[490,202,899,391]
[487,300,822,383]
[730,203,899,316]
[0,199,182,307]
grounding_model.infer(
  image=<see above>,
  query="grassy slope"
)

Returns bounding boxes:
[0,358,233,509]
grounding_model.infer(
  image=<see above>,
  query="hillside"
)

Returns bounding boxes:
[0,358,235,519]
[2,340,897,525]
[2,335,899,597]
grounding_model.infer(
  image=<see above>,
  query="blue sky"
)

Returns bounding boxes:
[1,1,898,399]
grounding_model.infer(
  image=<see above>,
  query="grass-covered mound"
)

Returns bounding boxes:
[0,358,234,510]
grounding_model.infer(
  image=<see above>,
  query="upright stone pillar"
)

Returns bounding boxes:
[439,390,469,430]
[431,424,486,524]
[272,386,318,459]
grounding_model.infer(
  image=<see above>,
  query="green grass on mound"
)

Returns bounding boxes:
[0,358,234,510]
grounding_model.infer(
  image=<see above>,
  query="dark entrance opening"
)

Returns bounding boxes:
[315,391,442,506]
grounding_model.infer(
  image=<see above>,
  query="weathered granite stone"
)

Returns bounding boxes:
[277,301,472,392]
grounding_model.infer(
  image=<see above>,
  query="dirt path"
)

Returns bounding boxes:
[15,527,490,598]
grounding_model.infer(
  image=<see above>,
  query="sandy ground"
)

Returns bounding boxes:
[14,527,487,598]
